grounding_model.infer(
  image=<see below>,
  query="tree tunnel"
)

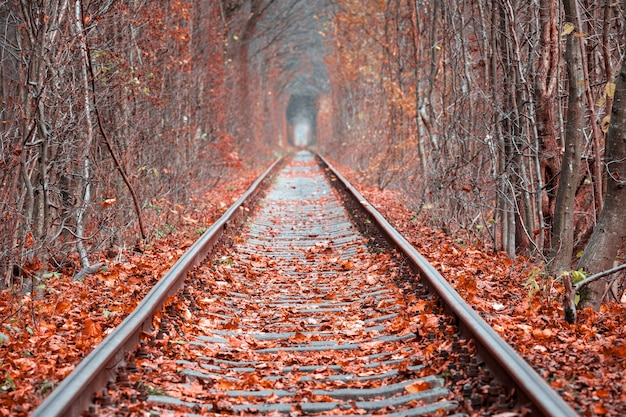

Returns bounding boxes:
[286,95,318,147]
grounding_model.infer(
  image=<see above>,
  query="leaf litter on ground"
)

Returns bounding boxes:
[0,170,261,416]
[338,163,626,417]
[3,160,623,416]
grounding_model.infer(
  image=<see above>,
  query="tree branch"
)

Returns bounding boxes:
[574,263,626,291]
[72,262,104,282]
[562,263,626,323]
[81,19,147,241]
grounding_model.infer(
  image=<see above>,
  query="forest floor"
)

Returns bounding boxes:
[0,170,262,416]
[345,169,626,417]
[1,159,624,416]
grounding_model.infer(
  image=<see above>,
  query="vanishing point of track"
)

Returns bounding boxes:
[32,151,578,417]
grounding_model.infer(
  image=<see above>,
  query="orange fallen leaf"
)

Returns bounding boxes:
[550,379,565,389]
[408,299,428,313]
[215,380,234,390]
[342,260,355,270]
[594,389,611,399]
[405,380,430,394]
[532,328,553,340]
[100,198,116,207]
[292,331,307,342]
[83,318,102,338]
[229,337,242,348]
[55,300,71,314]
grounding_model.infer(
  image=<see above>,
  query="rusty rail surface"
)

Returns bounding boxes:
[31,157,284,417]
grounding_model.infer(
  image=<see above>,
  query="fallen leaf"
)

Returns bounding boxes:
[532,328,553,340]
[83,318,102,338]
[405,380,430,393]
[55,301,71,314]
[342,260,355,270]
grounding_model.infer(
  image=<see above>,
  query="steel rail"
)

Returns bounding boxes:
[31,157,284,417]
[317,153,578,417]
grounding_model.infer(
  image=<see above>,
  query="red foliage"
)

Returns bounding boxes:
[342,165,626,416]
[3,160,623,416]
[0,172,259,416]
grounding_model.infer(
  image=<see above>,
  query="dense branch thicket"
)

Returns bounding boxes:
[0,0,241,288]
[0,0,331,289]
[322,0,626,307]
[1,0,624,309]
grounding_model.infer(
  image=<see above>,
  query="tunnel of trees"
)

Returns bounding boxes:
[0,0,625,310]
[286,95,318,146]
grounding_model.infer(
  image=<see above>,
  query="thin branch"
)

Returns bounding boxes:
[573,263,626,290]
[80,16,147,240]
[72,262,104,282]
[562,263,626,323]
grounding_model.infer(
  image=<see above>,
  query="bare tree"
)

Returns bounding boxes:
[550,0,586,275]
[576,3,626,309]
[0,0,237,288]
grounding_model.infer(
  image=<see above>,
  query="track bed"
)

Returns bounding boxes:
[34,151,577,417]
[135,151,459,415]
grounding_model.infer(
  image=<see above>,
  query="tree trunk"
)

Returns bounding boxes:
[577,13,626,309]
[74,0,95,269]
[409,0,427,174]
[534,0,559,253]
[551,0,585,274]
[496,1,516,258]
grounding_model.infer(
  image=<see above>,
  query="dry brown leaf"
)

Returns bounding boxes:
[404,380,430,394]
[83,318,102,339]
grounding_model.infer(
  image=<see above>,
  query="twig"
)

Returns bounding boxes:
[573,263,626,290]
[562,262,626,323]
[72,262,104,282]
[81,19,147,240]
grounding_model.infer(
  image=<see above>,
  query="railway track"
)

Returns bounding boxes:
[32,150,577,417]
